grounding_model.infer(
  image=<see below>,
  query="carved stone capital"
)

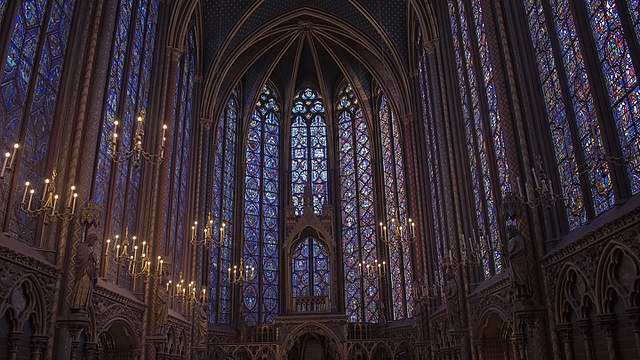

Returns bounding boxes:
[298,20,314,33]
[7,331,21,354]
[167,47,184,63]
[200,117,214,130]
[399,113,413,125]
[555,323,573,339]
[424,38,440,54]
[597,314,617,336]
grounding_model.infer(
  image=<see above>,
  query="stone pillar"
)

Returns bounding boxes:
[84,342,97,360]
[578,319,594,360]
[598,314,618,360]
[30,335,48,360]
[7,331,21,360]
[556,324,574,360]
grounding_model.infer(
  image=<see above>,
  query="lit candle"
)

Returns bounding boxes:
[142,241,147,254]
[532,167,540,188]
[228,267,231,281]
[161,124,167,144]
[51,195,59,215]
[9,143,18,169]
[71,193,78,214]
[106,239,111,256]
[27,189,34,210]
[1,152,10,178]
[133,245,138,261]
[166,280,171,292]
[22,182,30,204]
[41,179,50,201]
[116,244,121,258]
[68,185,75,207]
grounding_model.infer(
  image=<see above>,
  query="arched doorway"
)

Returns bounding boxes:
[286,332,337,360]
[475,313,514,360]
[97,321,139,360]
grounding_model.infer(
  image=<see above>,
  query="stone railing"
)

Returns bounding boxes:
[293,296,330,313]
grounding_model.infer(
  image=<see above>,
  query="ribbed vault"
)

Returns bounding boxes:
[167,1,439,125]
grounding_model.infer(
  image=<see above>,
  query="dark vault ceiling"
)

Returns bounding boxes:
[199,0,415,122]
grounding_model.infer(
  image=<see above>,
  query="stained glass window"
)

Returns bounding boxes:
[338,84,379,323]
[166,29,195,296]
[291,88,328,216]
[0,0,7,26]
[209,89,238,324]
[522,0,613,230]
[449,0,510,277]
[417,32,446,300]
[91,0,159,257]
[243,84,280,326]
[378,94,413,320]
[583,0,640,194]
[291,237,330,298]
[0,0,77,241]
[522,0,640,229]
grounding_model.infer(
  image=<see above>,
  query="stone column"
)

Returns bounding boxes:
[7,331,21,360]
[556,324,574,360]
[30,335,48,360]
[84,342,97,360]
[578,319,594,360]
[598,314,618,360]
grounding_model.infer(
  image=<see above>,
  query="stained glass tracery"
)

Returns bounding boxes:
[448,0,502,277]
[379,94,413,320]
[243,84,280,325]
[584,0,640,194]
[209,90,238,324]
[0,0,77,240]
[291,87,328,216]
[338,84,379,323]
[292,237,330,298]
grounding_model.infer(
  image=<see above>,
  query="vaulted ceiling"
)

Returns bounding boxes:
[199,0,420,123]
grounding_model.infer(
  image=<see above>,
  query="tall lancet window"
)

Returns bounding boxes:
[448,0,508,277]
[292,237,330,298]
[92,0,159,241]
[379,94,413,320]
[209,89,238,324]
[243,84,280,325]
[0,0,78,239]
[522,0,617,230]
[167,29,195,285]
[291,87,328,215]
[338,84,379,323]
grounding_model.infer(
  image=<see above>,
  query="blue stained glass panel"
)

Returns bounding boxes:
[243,85,280,325]
[338,84,379,323]
[584,0,640,193]
[291,88,327,215]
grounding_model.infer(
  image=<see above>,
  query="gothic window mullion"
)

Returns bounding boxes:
[537,0,597,220]
[570,0,640,197]
[0,0,55,228]
[611,0,640,78]
[463,0,507,275]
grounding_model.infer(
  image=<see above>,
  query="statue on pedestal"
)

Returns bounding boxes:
[71,234,98,312]
[506,224,529,300]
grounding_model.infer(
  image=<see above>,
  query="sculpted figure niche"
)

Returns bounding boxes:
[506,224,529,301]
[71,233,98,312]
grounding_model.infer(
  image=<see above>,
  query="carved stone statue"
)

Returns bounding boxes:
[195,303,208,346]
[155,270,169,335]
[506,224,529,300]
[71,234,98,312]
[444,264,460,328]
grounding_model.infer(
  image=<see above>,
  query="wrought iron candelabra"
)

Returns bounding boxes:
[379,216,416,246]
[19,170,79,223]
[108,109,167,167]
